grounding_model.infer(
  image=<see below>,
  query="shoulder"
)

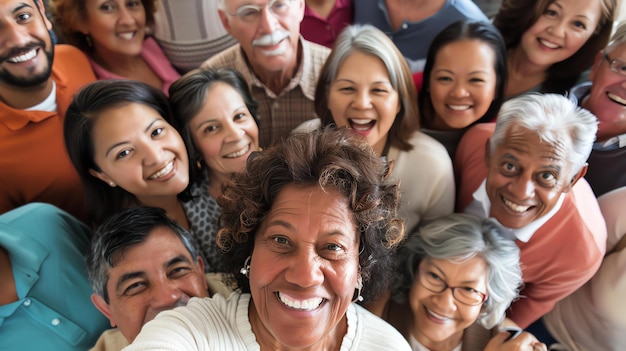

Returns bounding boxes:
[394,131,453,170]
[53,44,92,70]
[447,0,489,20]
[292,118,322,133]
[201,45,241,69]
[0,203,89,242]
[349,304,411,350]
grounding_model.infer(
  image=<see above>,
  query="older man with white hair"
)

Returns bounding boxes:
[202,0,330,147]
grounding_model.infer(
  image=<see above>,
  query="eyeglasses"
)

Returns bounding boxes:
[603,52,626,77]
[227,0,295,23]
[417,268,487,306]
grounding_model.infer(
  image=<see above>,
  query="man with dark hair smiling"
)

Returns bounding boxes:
[0,0,95,222]
[87,206,210,351]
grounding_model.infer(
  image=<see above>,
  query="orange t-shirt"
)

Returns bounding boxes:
[0,45,96,223]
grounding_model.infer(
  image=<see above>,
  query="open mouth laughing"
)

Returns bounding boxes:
[224,144,251,159]
[606,92,626,106]
[502,196,533,213]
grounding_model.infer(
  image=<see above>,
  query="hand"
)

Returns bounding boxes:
[484,330,547,351]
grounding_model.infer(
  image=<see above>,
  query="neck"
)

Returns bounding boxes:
[0,79,53,109]
[91,47,146,76]
[248,299,346,351]
[138,196,189,230]
[508,47,549,77]
[248,42,301,95]
[207,171,230,200]
[412,321,462,351]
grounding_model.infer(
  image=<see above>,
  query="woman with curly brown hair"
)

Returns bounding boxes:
[124,127,412,351]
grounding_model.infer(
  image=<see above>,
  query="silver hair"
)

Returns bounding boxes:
[320,24,417,125]
[490,93,597,179]
[392,213,522,329]
[605,21,626,54]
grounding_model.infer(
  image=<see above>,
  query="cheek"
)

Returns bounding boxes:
[327,95,349,124]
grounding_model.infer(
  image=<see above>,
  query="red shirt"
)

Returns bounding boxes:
[300,0,353,48]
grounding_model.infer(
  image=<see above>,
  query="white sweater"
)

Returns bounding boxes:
[123,293,411,351]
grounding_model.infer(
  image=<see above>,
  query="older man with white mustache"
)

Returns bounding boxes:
[203,0,330,147]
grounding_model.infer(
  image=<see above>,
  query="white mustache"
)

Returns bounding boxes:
[252,30,290,46]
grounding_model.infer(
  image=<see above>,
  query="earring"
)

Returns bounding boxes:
[240,255,251,278]
[352,275,363,302]
[108,181,116,187]
[195,159,203,171]
[85,34,93,48]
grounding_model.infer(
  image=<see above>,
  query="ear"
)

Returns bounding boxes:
[218,9,231,33]
[588,51,604,81]
[295,0,305,23]
[89,168,115,186]
[35,0,53,31]
[91,294,116,327]
[196,256,209,291]
[563,164,587,193]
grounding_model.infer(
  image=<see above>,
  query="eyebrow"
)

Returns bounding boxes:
[427,262,483,285]
[104,118,160,157]
[334,78,392,85]
[14,3,33,13]
[115,271,146,294]
[166,254,193,269]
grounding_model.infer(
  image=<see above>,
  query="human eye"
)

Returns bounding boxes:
[543,7,558,17]
[169,265,192,279]
[203,124,219,134]
[122,281,147,296]
[15,11,33,23]
[271,0,289,13]
[435,75,453,83]
[500,161,518,175]
[233,112,249,122]
[537,171,557,186]
[572,20,587,30]
[616,60,626,75]
[237,5,260,20]
[127,0,142,8]
[99,1,116,11]
[372,86,390,94]
[115,149,132,160]
[151,127,164,138]
[469,77,486,84]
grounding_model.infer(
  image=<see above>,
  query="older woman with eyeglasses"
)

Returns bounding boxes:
[384,213,547,351]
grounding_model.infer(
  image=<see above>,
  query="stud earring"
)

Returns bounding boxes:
[108,181,116,187]
[240,256,251,278]
[85,34,93,48]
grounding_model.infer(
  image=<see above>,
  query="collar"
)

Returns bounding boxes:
[409,333,461,351]
[466,180,565,242]
[0,49,69,130]
[234,36,314,100]
[594,133,626,150]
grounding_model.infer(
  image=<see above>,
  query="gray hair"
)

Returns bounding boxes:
[605,21,626,54]
[490,93,598,179]
[392,213,522,329]
[86,207,202,303]
[315,24,418,150]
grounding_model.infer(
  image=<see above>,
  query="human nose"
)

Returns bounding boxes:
[141,143,164,166]
[509,174,535,199]
[450,82,470,98]
[223,121,245,142]
[432,286,457,310]
[548,19,567,38]
[284,249,324,288]
[352,90,372,109]
[117,6,135,25]
[150,281,183,308]
[258,5,279,33]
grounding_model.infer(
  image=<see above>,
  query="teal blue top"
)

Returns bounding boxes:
[0,203,109,350]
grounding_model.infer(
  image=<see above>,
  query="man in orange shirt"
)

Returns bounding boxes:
[0,0,95,222]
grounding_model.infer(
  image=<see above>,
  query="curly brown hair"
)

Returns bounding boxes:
[217,126,405,301]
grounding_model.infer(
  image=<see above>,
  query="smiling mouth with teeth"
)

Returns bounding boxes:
[502,196,531,213]
[149,161,174,180]
[606,92,626,106]
[224,144,250,158]
[277,292,324,311]
[7,49,38,63]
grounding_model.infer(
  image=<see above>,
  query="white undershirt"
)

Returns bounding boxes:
[25,81,57,112]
